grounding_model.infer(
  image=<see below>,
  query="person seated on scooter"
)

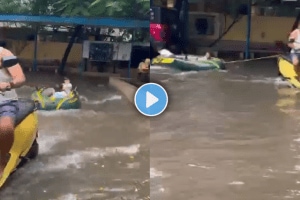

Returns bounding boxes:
[0,47,26,176]
[288,22,300,77]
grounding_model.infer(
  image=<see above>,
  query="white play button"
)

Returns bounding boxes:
[134,83,168,117]
[146,91,159,108]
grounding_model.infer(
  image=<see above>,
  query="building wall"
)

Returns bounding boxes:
[187,0,295,43]
[153,0,296,52]
[222,15,294,43]
[18,41,82,62]
[189,0,223,12]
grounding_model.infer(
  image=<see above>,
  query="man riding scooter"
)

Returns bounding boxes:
[288,21,300,78]
[0,47,26,177]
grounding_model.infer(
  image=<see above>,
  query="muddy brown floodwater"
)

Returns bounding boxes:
[151,60,300,200]
[0,72,149,200]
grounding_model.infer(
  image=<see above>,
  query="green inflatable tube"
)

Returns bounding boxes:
[31,88,81,110]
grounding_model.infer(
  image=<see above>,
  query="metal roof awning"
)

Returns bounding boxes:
[0,15,149,28]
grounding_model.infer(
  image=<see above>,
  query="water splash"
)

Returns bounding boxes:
[187,164,215,169]
[225,77,278,84]
[228,181,244,185]
[174,71,198,77]
[150,168,163,178]
[51,194,78,200]
[38,131,70,155]
[274,77,293,88]
[29,144,141,172]
[37,109,83,117]
[150,65,167,70]
[36,109,103,117]
[150,65,178,75]
[250,77,279,84]
[79,95,88,102]
[150,168,166,196]
[83,95,122,105]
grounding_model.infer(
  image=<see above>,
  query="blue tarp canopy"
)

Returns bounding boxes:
[0,15,149,28]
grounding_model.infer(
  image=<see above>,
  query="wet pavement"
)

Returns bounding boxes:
[0,72,149,200]
[150,59,300,200]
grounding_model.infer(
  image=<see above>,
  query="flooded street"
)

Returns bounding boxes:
[0,72,149,200]
[150,60,300,200]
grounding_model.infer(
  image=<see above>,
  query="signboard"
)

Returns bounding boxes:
[82,41,132,61]
[89,41,113,62]
[112,43,132,61]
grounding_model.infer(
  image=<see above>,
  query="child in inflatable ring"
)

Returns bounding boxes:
[52,84,68,99]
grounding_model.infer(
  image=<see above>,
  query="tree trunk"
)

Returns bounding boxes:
[95,27,101,41]
[292,11,300,32]
[58,25,83,75]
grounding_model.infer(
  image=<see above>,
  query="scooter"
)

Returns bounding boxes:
[0,56,39,188]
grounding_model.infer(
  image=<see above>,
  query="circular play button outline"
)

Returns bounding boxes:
[134,83,168,117]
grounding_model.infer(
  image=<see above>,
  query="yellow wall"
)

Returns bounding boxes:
[222,15,295,43]
[7,40,28,56]
[9,40,82,63]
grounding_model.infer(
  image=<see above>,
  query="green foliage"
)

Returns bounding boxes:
[0,0,149,19]
[28,0,56,15]
[0,0,30,14]
[89,0,149,19]
[52,0,92,17]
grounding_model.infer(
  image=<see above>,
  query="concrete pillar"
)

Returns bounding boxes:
[251,5,261,16]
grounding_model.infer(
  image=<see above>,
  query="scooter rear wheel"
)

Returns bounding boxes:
[16,139,39,169]
[27,139,39,159]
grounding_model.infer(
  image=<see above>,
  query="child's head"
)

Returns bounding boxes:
[205,52,211,59]
[64,77,70,84]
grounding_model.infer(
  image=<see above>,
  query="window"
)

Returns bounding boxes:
[194,16,215,35]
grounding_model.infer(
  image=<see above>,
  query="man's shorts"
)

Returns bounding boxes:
[0,100,19,119]
[291,53,300,61]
